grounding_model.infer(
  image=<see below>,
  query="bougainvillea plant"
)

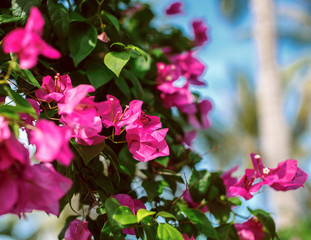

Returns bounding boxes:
[0,0,308,239]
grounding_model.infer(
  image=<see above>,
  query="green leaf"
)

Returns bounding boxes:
[2,61,41,88]
[100,221,114,240]
[0,105,21,120]
[141,217,158,240]
[118,146,137,176]
[115,76,130,99]
[0,14,22,24]
[156,211,176,220]
[137,209,156,222]
[22,69,42,89]
[104,51,130,77]
[102,144,120,184]
[110,42,125,48]
[104,12,120,33]
[189,170,211,202]
[125,44,148,61]
[227,197,242,206]
[180,209,219,240]
[68,22,97,66]
[47,0,70,40]
[216,224,239,240]
[154,156,170,168]
[248,208,279,239]
[207,200,231,223]
[2,86,37,118]
[71,141,105,165]
[86,61,114,89]
[104,197,122,232]
[11,0,42,22]
[142,180,163,201]
[113,206,137,226]
[123,69,144,100]
[157,223,183,240]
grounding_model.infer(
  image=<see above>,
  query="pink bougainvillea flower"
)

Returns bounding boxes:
[65,219,92,240]
[100,95,143,135]
[126,127,169,162]
[156,62,182,84]
[16,163,72,215]
[171,51,205,86]
[0,172,19,216]
[2,7,61,69]
[183,130,197,147]
[159,83,195,113]
[235,218,265,240]
[0,117,29,170]
[30,119,73,165]
[221,165,239,198]
[182,234,195,240]
[58,84,106,145]
[61,111,105,146]
[97,32,110,43]
[58,84,95,115]
[183,190,208,213]
[35,73,73,103]
[229,169,265,200]
[113,194,146,235]
[165,1,183,15]
[19,98,40,125]
[250,153,308,191]
[192,19,209,47]
[188,99,212,129]
[126,111,162,132]
[0,163,72,216]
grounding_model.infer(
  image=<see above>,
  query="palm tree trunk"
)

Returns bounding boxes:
[251,0,302,228]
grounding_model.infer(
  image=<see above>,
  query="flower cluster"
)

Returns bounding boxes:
[230,153,308,200]
[0,117,72,216]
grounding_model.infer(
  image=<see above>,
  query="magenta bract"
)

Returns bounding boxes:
[2,7,61,69]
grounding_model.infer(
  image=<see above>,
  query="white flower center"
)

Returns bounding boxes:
[254,154,261,159]
[263,167,270,174]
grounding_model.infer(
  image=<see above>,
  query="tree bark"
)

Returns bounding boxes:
[251,0,302,228]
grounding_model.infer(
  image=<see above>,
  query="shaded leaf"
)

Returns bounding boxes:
[68,22,97,66]
[189,170,211,202]
[47,0,70,40]
[180,209,219,240]
[86,61,114,89]
[71,141,105,165]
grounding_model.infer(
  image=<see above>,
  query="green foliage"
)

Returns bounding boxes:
[68,21,97,66]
